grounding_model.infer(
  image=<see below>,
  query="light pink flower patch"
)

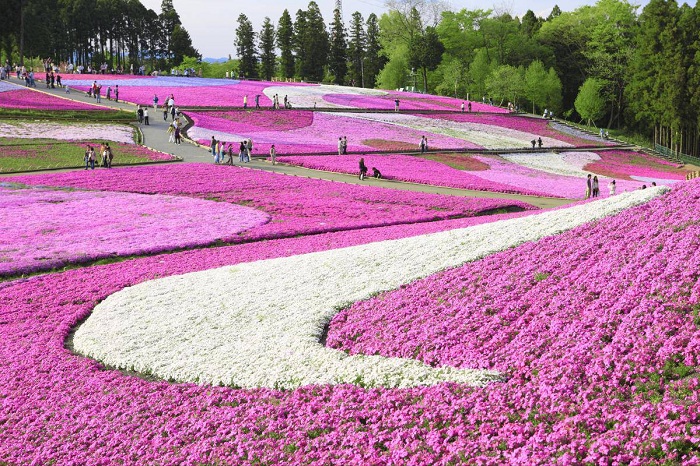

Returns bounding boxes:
[11,163,535,249]
[0,187,269,275]
[0,87,113,111]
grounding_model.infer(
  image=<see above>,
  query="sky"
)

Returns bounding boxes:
[139,0,650,59]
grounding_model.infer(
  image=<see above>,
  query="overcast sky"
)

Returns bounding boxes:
[139,0,649,58]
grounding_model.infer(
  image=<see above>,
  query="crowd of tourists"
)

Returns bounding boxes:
[84,143,114,170]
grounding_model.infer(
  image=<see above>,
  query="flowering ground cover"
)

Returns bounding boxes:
[0,187,269,276]
[0,121,134,143]
[2,182,696,463]
[278,150,683,198]
[56,74,510,111]
[434,113,615,147]
[11,163,535,244]
[187,110,584,155]
[0,81,114,111]
[73,189,660,391]
[187,110,472,154]
[276,154,550,196]
[584,149,687,182]
[0,139,175,172]
[325,180,700,463]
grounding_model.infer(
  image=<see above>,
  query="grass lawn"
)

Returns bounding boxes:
[0,139,175,172]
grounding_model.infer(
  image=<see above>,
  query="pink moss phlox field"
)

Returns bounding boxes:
[434,113,611,147]
[276,154,551,197]
[58,75,307,107]
[327,179,700,463]
[0,87,114,111]
[0,187,269,276]
[12,164,534,242]
[322,91,505,112]
[187,111,481,154]
[584,150,687,181]
[1,182,698,463]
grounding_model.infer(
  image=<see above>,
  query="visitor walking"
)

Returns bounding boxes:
[338,137,343,155]
[592,176,600,198]
[608,179,616,196]
[255,94,260,109]
[239,141,246,162]
[153,94,159,110]
[270,144,277,165]
[585,174,592,199]
[211,136,217,157]
[174,125,182,145]
[143,107,149,125]
[359,158,368,180]
[114,85,119,103]
[342,136,348,154]
[394,98,400,112]
[137,106,144,124]
[243,95,248,108]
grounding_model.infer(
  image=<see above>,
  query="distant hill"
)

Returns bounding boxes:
[202,57,230,64]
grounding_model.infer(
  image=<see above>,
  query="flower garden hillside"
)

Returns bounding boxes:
[0,178,698,463]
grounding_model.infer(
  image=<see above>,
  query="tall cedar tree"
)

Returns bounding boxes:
[277,9,295,79]
[298,2,329,82]
[328,9,348,84]
[259,17,276,80]
[293,9,308,78]
[235,13,258,79]
[364,13,385,88]
[347,12,366,87]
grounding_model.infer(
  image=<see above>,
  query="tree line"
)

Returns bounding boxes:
[234,3,385,89]
[2,0,700,156]
[1,0,198,72]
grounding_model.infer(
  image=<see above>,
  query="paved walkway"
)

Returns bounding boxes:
[4,77,574,209]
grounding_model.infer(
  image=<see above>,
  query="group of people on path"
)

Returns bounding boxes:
[419,136,429,153]
[209,136,255,164]
[86,81,119,102]
[585,174,658,199]
[84,143,114,169]
[167,118,183,144]
[585,174,616,198]
[358,158,382,180]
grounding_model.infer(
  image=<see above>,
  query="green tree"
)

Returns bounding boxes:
[524,60,561,114]
[328,8,348,84]
[259,17,276,81]
[408,25,444,93]
[296,2,328,81]
[521,10,542,38]
[293,9,307,78]
[485,64,525,106]
[171,24,198,67]
[235,13,258,79]
[468,48,494,99]
[347,11,366,86]
[277,9,295,79]
[575,77,606,126]
[364,13,385,88]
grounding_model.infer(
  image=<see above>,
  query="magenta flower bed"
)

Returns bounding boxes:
[276,154,551,197]
[1,182,698,463]
[0,187,269,276]
[12,164,534,242]
[59,75,306,107]
[0,87,113,111]
[325,179,700,463]
[584,150,687,182]
[187,111,479,154]
[324,91,509,113]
